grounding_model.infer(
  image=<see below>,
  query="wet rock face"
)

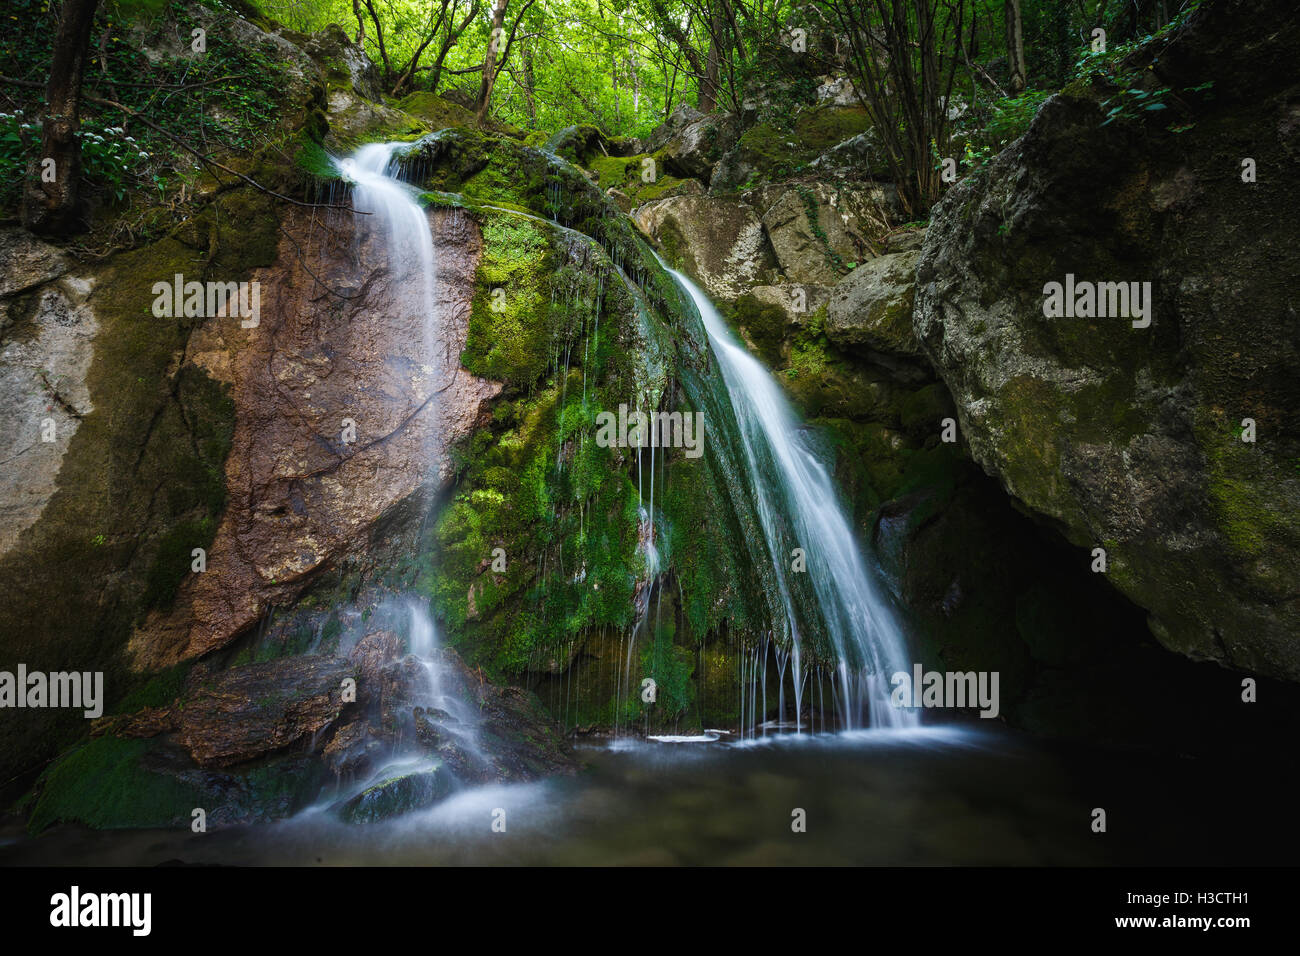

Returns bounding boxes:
[129,204,501,670]
[334,766,454,823]
[914,0,1300,680]
[177,656,354,768]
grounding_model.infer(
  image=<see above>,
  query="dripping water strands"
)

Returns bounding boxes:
[334,143,439,376]
[664,264,917,733]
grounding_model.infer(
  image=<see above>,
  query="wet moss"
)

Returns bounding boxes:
[461,213,554,385]
[26,737,203,834]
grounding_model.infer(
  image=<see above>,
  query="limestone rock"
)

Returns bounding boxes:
[657,111,739,182]
[913,0,1300,680]
[753,183,893,285]
[0,230,68,299]
[827,249,924,361]
[634,194,777,300]
[0,268,97,558]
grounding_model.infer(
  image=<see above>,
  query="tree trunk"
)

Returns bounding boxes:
[475,0,509,122]
[521,35,536,127]
[23,0,100,236]
[697,4,724,113]
[1005,0,1026,94]
[352,0,366,45]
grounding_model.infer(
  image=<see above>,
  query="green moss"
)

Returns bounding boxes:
[898,383,953,437]
[294,133,339,181]
[113,660,194,714]
[1198,410,1296,560]
[734,123,800,183]
[793,105,871,151]
[730,293,787,365]
[588,154,633,189]
[27,737,203,833]
[461,214,554,385]
[396,92,479,130]
[989,375,1070,513]
[581,149,693,205]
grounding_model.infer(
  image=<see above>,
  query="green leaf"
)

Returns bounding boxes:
[1144,103,1168,111]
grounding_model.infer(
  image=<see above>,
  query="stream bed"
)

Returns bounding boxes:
[2,724,1290,866]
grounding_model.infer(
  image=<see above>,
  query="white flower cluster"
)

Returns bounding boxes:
[71,123,151,162]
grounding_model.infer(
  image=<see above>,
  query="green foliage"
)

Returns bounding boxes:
[0,0,291,213]
[982,90,1052,149]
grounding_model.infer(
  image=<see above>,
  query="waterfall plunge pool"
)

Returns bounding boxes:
[2,723,1290,866]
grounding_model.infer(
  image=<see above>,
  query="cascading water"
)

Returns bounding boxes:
[335,142,438,364]
[667,267,917,731]
[328,139,912,755]
[319,143,487,804]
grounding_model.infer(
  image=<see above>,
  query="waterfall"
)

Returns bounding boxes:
[667,267,917,731]
[331,138,913,746]
[323,143,485,803]
[334,143,438,372]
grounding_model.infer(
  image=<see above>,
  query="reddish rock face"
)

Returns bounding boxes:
[129,204,501,670]
[177,655,355,768]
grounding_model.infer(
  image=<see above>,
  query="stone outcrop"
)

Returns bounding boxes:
[914,0,1300,680]
[634,183,895,298]
[633,194,777,299]
[177,655,354,767]
[826,249,925,364]
[127,203,500,671]
[0,240,96,557]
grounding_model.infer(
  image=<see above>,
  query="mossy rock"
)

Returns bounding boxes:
[334,765,454,823]
[26,737,202,833]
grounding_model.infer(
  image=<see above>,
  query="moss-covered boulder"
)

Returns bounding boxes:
[826,248,925,364]
[710,105,873,191]
[656,111,739,182]
[334,765,454,824]
[914,0,1300,681]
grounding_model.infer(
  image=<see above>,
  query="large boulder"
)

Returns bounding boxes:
[633,194,778,300]
[753,183,893,285]
[914,0,1300,681]
[827,248,924,363]
[657,111,739,182]
[177,656,355,767]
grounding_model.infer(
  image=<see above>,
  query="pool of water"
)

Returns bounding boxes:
[2,724,1293,866]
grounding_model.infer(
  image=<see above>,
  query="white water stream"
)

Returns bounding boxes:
[333,139,911,738]
[668,268,916,730]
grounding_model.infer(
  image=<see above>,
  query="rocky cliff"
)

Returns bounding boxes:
[915,0,1300,681]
